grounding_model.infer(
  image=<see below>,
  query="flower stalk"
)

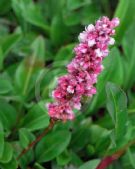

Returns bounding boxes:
[17,118,56,160]
[96,139,135,169]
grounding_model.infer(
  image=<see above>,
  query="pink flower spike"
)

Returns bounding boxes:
[47,16,120,121]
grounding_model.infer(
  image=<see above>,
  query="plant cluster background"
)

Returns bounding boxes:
[0,0,135,169]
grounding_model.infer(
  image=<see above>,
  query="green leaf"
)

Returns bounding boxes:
[0,143,13,163]
[62,10,81,26]
[106,82,127,142]
[0,121,4,158]
[19,128,35,148]
[127,148,135,169]
[31,36,45,61]
[12,0,50,33]
[0,34,21,56]
[63,3,101,26]
[34,163,46,169]
[66,0,91,11]
[0,0,11,15]
[70,119,91,151]
[70,151,83,166]
[114,0,135,42]
[81,4,101,25]
[36,130,71,162]
[12,142,34,169]
[22,102,49,131]
[0,100,17,131]
[56,150,71,166]
[15,36,45,96]
[51,15,69,46]
[0,75,13,94]
[121,148,135,169]
[54,43,75,61]
[46,0,65,19]
[14,62,27,95]
[20,150,34,169]
[0,33,21,69]
[0,157,17,169]
[122,23,135,89]
[89,125,110,153]
[0,48,4,70]
[79,159,100,169]
[86,144,95,156]
[19,129,30,148]
[100,0,111,17]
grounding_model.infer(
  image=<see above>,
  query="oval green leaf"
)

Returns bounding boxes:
[35,130,71,162]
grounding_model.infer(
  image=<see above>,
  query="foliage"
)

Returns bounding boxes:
[0,0,135,169]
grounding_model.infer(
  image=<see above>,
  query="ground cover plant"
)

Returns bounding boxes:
[0,0,135,169]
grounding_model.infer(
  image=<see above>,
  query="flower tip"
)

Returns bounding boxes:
[86,24,95,32]
[112,17,120,27]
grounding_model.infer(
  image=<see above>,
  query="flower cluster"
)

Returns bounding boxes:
[47,16,120,121]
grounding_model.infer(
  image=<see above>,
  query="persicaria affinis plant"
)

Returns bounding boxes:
[17,17,120,162]
[3,0,135,168]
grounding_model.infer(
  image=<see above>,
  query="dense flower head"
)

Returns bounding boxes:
[47,16,120,121]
